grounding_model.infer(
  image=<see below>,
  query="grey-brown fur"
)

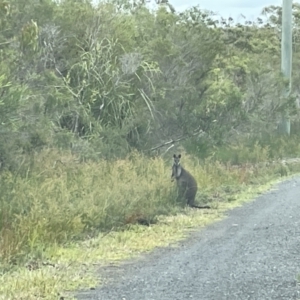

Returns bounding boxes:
[171,154,210,209]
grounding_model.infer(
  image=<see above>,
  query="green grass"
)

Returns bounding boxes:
[0,148,300,299]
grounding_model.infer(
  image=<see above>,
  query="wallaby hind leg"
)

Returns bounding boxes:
[187,189,211,209]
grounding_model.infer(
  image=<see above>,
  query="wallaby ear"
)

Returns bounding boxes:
[173,154,176,158]
[178,154,181,159]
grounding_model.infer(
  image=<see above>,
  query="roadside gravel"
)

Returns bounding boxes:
[77,176,300,300]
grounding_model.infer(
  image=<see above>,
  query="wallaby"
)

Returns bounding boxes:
[171,154,210,209]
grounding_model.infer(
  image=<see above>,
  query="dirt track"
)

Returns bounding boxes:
[77,176,300,300]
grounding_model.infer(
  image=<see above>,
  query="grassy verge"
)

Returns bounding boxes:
[0,149,300,299]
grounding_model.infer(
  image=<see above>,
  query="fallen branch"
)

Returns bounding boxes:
[150,128,204,151]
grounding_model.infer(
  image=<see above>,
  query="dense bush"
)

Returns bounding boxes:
[0,0,299,167]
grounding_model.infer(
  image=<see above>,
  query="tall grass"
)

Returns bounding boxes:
[0,144,299,267]
[0,150,171,265]
[213,136,300,164]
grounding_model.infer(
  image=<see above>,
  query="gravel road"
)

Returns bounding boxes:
[77,176,300,300]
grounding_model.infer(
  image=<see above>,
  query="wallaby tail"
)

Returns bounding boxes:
[189,204,211,209]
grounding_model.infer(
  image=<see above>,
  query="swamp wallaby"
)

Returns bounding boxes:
[171,154,210,209]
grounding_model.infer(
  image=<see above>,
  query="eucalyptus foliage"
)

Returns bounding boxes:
[0,0,299,166]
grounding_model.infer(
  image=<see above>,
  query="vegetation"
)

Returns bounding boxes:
[1,0,300,298]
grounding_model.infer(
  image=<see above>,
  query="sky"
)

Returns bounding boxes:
[171,0,299,21]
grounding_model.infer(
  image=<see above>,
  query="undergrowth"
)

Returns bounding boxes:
[1,145,299,267]
[1,140,300,299]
